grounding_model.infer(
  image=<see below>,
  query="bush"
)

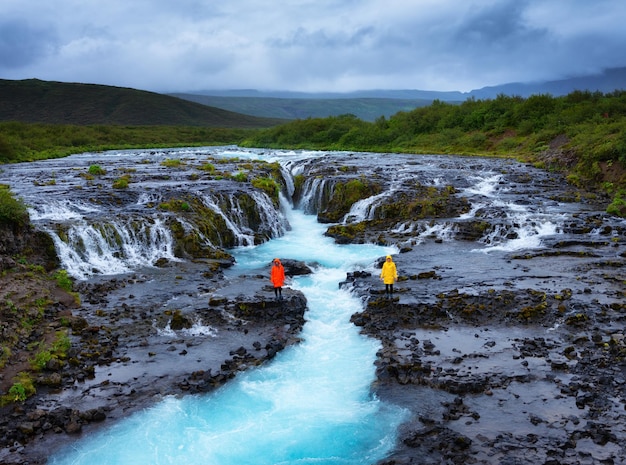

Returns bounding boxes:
[88,164,106,175]
[54,269,73,292]
[0,185,29,225]
[112,174,131,188]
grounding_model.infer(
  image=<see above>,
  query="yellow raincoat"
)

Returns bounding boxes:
[380,255,397,284]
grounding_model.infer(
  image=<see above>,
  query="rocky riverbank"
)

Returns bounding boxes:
[1,147,625,464]
[340,233,626,464]
[0,232,310,464]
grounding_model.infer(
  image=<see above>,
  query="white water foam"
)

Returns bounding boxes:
[47,217,179,280]
[49,177,407,465]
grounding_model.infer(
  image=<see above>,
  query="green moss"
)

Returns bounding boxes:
[251,177,280,203]
[112,174,131,189]
[158,199,191,211]
[161,158,185,168]
[325,222,366,242]
[88,164,106,175]
[320,177,382,222]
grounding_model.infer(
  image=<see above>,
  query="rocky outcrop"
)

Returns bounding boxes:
[0,222,58,270]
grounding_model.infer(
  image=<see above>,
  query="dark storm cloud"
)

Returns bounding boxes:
[0,0,625,92]
[0,19,57,68]
[270,26,376,49]
[453,1,541,46]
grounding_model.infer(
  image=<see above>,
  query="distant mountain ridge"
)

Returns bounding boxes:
[1,67,624,126]
[167,94,435,122]
[171,67,626,121]
[0,79,284,128]
[185,66,626,101]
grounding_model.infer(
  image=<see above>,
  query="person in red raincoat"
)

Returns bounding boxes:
[270,258,285,300]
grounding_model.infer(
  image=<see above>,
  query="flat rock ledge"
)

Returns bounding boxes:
[0,272,308,465]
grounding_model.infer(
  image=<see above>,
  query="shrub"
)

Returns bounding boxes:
[232,171,248,182]
[54,269,73,292]
[0,185,29,225]
[112,174,131,188]
[88,164,106,175]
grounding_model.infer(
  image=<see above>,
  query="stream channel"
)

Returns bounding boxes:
[1,146,625,464]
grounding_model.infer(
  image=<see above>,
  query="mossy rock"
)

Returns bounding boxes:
[169,310,192,330]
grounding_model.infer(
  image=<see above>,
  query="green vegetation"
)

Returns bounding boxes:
[242,91,626,215]
[30,330,71,371]
[5,373,35,403]
[54,269,73,292]
[0,184,29,225]
[232,171,248,182]
[320,177,382,222]
[1,88,626,215]
[198,162,216,172]
[251,177,280,203]
[0,122,255,164]
[158,199,191,211]
[161,158,186,168]
[88,164,106,176]
[112,174,131,189]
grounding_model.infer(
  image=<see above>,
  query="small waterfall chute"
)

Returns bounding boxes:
[46,216,178,279]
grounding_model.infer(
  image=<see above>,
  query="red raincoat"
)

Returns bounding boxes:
[271,259,285,287]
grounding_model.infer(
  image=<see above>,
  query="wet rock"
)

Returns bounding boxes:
[169,309,193,330]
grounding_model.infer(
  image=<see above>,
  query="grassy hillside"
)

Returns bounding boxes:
[170,93,433,122]
[0,79,285,128]
[242,91,626,216]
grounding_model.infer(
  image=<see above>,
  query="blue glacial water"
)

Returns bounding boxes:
[49,196,408,464]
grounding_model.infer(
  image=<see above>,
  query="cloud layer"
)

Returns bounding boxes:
[1,0,625,93]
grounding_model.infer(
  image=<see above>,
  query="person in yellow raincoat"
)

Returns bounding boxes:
[380,255,398,299]
[270,258,286,301]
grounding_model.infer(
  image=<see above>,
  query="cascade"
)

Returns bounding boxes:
[44,217,178,280]
[4,146,623,464]
[297,176,328,213]
[48,169,408,465]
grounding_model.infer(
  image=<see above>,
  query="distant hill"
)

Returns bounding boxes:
[469,66,626,99]
[174,67,626,120]
[3,67,624,126]
[0,79,285,128]
[168,94,435,122]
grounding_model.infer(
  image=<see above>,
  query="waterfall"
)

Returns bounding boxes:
[48,176,408,465]
[297,176,329,213]
[343,191,389,223]
[45,217,178,280]
[199,191,287,247]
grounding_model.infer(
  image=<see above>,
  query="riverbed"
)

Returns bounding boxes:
[1,146,625,464]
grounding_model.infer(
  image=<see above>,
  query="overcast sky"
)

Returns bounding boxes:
[1,0,625,94]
